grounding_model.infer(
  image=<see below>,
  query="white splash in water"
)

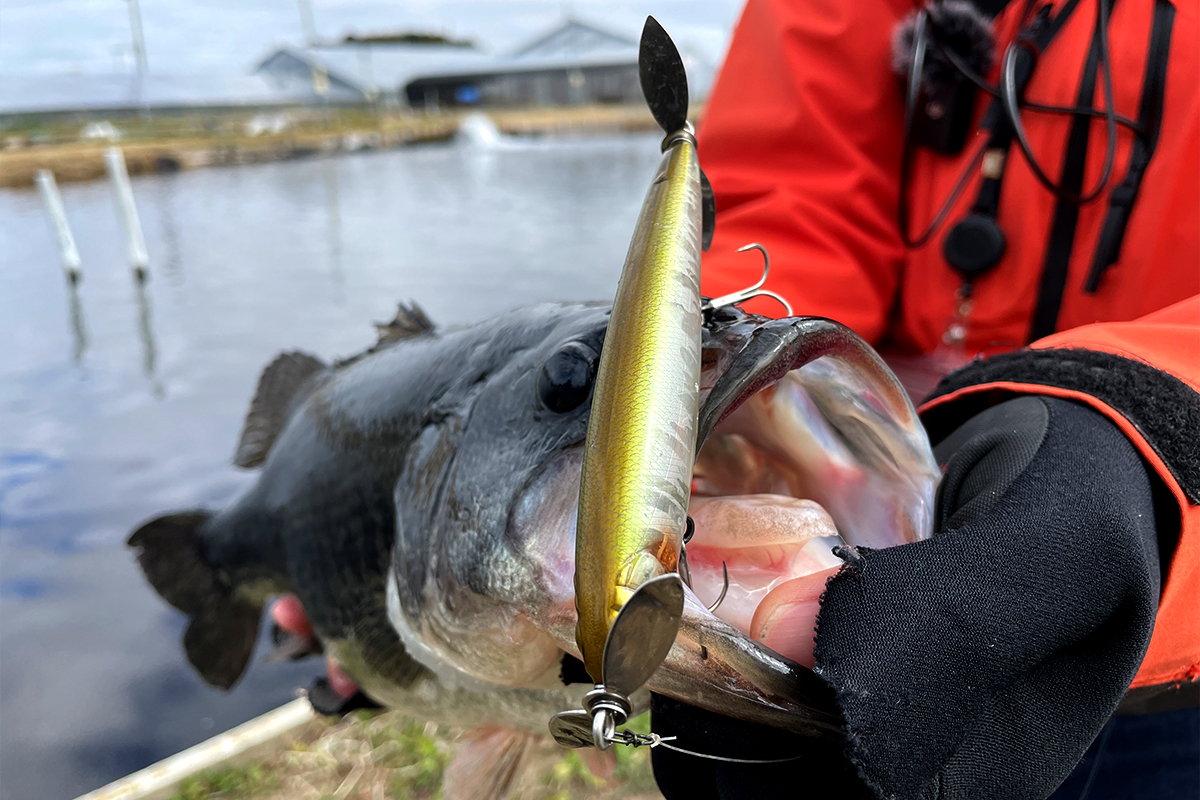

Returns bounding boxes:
[456,112,505,148]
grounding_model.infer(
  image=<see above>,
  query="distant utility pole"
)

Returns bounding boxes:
[125,0,148,75]
[297,0,318,45]
[124,0,150,118]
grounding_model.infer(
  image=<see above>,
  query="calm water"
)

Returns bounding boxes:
[0,132,661,800]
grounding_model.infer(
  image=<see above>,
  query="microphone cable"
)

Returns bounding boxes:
[900,0,1129,248]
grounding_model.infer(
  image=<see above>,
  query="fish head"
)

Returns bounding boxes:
[386,302,939,735]
[387,303,609,690]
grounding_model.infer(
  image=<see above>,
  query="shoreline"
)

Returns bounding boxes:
[0,105,674,189]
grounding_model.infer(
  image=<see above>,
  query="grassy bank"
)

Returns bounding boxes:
[0,105,668,189]
[165,709,661,800]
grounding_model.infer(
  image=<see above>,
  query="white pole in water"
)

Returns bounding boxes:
[104,147,149,282]
[34,170,83,285]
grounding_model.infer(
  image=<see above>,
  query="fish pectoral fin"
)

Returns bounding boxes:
[373,300,435,345]
[443,727,533,800]
[233,351,327,468]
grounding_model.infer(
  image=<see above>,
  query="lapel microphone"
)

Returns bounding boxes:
[893,0,997,155]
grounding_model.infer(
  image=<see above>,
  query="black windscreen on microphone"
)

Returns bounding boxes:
[894,1,997,154]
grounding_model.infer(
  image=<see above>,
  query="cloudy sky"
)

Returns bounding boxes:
[0,0,743,74]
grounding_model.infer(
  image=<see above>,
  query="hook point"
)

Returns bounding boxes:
[706,562,730,613]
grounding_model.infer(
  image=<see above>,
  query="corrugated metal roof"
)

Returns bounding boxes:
[510,18,637,59]
[401,18,714,100]
[257,43,494,95]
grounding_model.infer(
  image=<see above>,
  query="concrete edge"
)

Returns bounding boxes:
[73,698,316,800]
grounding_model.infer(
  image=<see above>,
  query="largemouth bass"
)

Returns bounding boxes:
[129,300,940,742]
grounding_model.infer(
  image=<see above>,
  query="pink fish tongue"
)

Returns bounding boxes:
[686,494,844,667]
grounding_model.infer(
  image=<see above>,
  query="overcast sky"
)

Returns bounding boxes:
[0,0,743,74]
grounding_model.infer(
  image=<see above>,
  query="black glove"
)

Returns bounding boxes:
[306,677,383,716]
[652,395,1163,800]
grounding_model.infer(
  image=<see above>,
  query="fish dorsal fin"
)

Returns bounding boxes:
[373,300,435,345]
[233,351,327,468]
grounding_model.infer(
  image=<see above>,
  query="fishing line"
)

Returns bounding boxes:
[607,730,807,764]
[1074,722,1114,800]
[654,741,807,764]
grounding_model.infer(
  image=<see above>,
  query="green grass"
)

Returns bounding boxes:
[0,107,445,147]
[162,709,659,800]
[375,721,451,798]
[168,763,278,800]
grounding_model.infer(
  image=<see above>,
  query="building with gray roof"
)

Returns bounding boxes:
[253,37,492,108]
[0,17,713,122]
[402,18,714,109]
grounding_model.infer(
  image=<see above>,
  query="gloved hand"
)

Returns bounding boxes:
[652,395,1164,800]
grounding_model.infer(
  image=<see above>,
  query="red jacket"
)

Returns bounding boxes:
[698,0,1198,696]
[699,0,1198,349]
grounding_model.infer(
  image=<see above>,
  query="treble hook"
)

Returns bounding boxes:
[702,243,794,317]
[707,562,729,613]
[679,517,728,613]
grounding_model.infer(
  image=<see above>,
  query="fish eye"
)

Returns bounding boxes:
[538,342,599,413]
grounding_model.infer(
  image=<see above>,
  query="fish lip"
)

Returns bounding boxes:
[656,311,924,736]
[653,588,845,738]
[695,313,805,450]
[695,313,915,453]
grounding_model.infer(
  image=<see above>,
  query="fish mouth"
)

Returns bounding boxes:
[514,306,940,737]
[631,307,938,736]
[681,308,938,658]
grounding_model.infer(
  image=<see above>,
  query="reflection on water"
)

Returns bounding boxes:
[153,175,183,285]
[323,160,345,301]
[0,132,660,800]
[134,280,162,398]
[67,285,89,365]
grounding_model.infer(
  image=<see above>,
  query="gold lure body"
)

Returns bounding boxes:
[573,133,703,682]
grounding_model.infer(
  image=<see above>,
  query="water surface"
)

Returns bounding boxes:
[0,132,661,799]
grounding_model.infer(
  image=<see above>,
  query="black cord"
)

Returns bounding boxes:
[900,0,1126,248]
[900,10,992,248]
[927,26,1141,133]
[1001,0,1119,204]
